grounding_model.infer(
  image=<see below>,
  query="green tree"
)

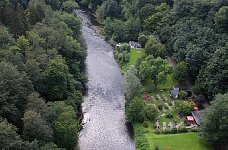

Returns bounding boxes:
[0,118,24,149]
[103,17,114,39]
[126,97,145,123]
[25,58,43,85]
[124,17,141,41]
[96,2,107,22]
[0,25,15,46]
[115,50,130,65]
[172,61,188,85]
[176,101,194,116]
[0,62,33,127]
[45,58,69,100]
[193,45,228,99]
[199,93,228,150]
[139,4,155,20]
[27,0,46,25]
[138,56,172,89]
[95,0,120,21]
[62,1,79,13]
[214,6,228,31]
[44,0,60,10]
[138,34,148,48]
[105,0,121,18]
[144,3,170,33]
[145,35,166,58]
[53,105,78,150]
[145,104,158,121]
[1,3,28,36]
[23,110,53,144]
[16,35,31,55]
[112,19,126,42]
[173,0,193,18]
[125,66,143,100]
[54,11,81,37]
[26,92,50,120]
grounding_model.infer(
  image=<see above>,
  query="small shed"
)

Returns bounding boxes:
[129,41,141,48]
[191,111,203,125]
[169,87,179,99]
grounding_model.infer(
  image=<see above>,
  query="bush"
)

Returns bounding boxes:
[135,125,150,150]
[168,101,173,106]
[179,90,187,99]
[145,104,159,121]
[138,34,148,48]
[157,104,163,110]
[159,127,190,134]
[115,50,130,65]
[163,129,172,134]
[126,98,146,123]
[154,145,160,150]
[154,130,161,134]
[178,128,188,133]
[164,105,168,109]
[191,128,199,132]
[171,128,177,134]
[166,112,173,118]
[119,43,131,52]
[176,101,194,116]
[143,121,149,128]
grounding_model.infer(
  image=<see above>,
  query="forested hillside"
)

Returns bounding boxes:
[0,0,86,149]
[78,0,228,100]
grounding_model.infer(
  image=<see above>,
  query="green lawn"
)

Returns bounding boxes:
[129,48,144,65]
[146,132,210,150]
[143,75,174,93]
[158,75,175,90]
[122,48,145,72]
[134,123,210,150]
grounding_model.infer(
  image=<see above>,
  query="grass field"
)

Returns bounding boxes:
[134,123,210,150]
[122,48,144,72]
[146,132,210,150]
[143,74,174,92]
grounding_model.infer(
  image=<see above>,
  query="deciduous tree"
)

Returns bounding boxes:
[200,93,228,150]
[125,66,143,100]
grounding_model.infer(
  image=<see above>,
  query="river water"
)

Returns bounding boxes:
[75,10,135,150]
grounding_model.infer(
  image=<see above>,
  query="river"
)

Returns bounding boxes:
[75,10,135,150]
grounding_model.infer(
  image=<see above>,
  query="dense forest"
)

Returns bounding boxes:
[0,0,86,149]
[78,0,228,100]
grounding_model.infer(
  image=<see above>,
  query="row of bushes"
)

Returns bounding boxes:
[155,127,198,134]
[134,124,150,150]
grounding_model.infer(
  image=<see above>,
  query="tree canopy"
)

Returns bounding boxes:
[0,0,85,149]
[199,93,228,149]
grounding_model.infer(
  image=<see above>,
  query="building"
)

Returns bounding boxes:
[129,41,141,48]
[169,87,180,99]
[191,110,203,125]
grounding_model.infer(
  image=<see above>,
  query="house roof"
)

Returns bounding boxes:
[170,90,179,99]
[191,111,203,125]
[187,116,194,121]
[196,95,206,103]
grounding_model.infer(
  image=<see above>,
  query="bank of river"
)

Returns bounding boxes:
[75,10,135,150]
